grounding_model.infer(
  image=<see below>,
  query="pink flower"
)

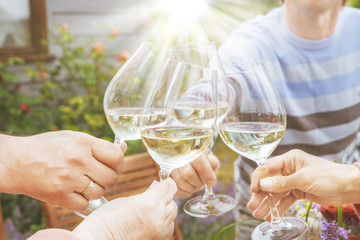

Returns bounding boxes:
[117,50,131,62]
[20,103,30,114]
[39,70,48,82]
[60,23,68,31]
[93,42,105,55]
[49,125,58,131]
[111,28,120,37]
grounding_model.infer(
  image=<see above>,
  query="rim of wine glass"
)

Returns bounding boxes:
[103,41,163,110]
[164,57,219,73]
[224,58,264,75]
[139,57,218,128]
[169,41,217,50]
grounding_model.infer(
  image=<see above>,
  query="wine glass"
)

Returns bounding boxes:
[218,60,308,239]
[75,42,166,218]
[168,41,237,218]
[140,59,217,184]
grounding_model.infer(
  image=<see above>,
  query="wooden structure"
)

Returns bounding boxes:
[41,152,183,240]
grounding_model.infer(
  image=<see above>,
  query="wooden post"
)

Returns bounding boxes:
[0,195,6,240]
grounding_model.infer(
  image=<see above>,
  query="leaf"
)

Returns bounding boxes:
[214,220,261,239]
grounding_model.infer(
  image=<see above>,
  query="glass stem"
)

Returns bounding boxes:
[159,168,172,180]
[203,185,216,201]
[258,160,282,228]
[114,135,124,147]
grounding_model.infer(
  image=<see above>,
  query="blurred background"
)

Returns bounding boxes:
[1,0,359,239]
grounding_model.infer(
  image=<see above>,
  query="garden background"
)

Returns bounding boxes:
[1,0,360,239]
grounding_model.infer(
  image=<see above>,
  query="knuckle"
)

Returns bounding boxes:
[107,172,119,187]
[288,149,303,157]
[277,177,287,190]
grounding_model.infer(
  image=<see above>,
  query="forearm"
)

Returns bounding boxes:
[0,133,28,194]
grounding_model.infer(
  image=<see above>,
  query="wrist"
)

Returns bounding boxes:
[0,134,23,193]
[342,163,360,204]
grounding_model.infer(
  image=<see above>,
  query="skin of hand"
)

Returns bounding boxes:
[170,149,220,198]
[247,149,360,221]
[0,130,127,211]
[72,178,178,240]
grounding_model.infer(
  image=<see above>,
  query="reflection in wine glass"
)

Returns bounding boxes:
[218,61,307,239]
[140,59,217,183]
[75,42,167,218]
[168,41,237,218]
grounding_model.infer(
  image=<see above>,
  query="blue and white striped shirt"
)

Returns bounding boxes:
[219,6,360,164]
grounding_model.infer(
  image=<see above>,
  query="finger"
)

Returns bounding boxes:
[252,192,288,219]
[263,194,298,222]
[76,178,105,201]
[190,153,217,187]
[119,141,127,153]
[175,185,203,198]
[247,191,267,211]
[250,167,263,193]
[260,175,297,193]
[148,178,177,203]
[57,193,90,211]
[163,221,175,240]
[171,166,202,192]
[252,195,270,219]
[206,150,220,172]
[274,194,297,217]
[88,134,126,174]
[166,200,178,222]
[85,157,119,189]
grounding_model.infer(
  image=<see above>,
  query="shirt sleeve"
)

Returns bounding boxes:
[27,229,81,240]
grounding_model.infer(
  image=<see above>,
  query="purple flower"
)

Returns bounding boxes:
[320,220,351,240]
[4,219,15,233]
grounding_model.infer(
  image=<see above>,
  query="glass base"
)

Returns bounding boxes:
[183,194,237,218]
[251,217,308,240]
[74,196,108,218]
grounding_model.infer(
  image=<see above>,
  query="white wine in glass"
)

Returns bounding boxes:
[140,59,217,181]
[169,41,237,218]
[218,60,308,239]
[75,42,167,218]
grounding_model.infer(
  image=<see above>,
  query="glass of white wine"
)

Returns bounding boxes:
[218,60,308,239]
[168,41,237,218]
[140,59,217,183]
[75,42,167,218]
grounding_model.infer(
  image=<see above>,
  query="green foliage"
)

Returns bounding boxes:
[349,0,360,8]
[0,25,145,237]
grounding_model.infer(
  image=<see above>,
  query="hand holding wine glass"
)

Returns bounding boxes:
[168,41,237,218]
[218,60,308,239]
[75,42,167,218]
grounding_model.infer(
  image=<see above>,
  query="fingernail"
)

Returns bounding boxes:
[260,179,273,189]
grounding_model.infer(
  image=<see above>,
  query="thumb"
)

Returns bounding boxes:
[260,175,295,193]
[145,178,177,202]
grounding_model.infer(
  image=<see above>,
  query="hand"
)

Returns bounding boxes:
[0,130,126,211]
[171,149,219,198]
[73,178,178,240]
[247,149,360,221]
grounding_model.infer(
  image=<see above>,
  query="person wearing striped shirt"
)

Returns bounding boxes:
[218,0,360,239]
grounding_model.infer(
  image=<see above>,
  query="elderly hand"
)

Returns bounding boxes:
[0,130,126,211]
[73,178,178,240]
[171,149,220,198]
[247,149,360,221]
